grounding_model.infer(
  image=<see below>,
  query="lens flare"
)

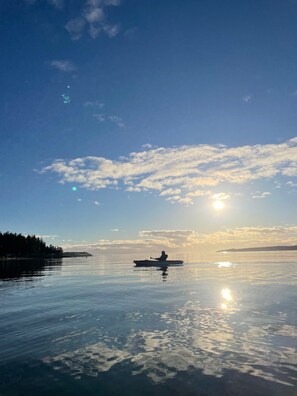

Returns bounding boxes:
[62,94,71,104]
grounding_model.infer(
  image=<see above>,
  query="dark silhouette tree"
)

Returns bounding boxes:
[0,232,63,258]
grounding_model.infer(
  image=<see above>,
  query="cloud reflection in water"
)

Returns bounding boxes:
[44,296,296,387]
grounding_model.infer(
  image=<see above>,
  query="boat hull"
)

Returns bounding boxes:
[134,260,183,267]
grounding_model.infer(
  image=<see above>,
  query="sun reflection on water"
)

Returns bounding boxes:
[221,288,233,301]
[220,287,234,311]
[216,261,234,268]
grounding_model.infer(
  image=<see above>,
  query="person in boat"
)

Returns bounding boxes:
[154,251,168,262]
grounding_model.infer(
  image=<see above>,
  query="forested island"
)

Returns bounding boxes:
[218,245,297,252]
[0,232,63,259]
[63,252,92,258]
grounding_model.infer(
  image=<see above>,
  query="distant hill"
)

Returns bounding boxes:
[217,245,297,252]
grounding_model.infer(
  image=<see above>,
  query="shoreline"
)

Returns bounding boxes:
[0,257,62,261]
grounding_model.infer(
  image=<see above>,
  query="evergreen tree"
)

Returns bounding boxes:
[0,232,63,258]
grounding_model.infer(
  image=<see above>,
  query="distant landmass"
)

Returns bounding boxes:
[217,245,297,252]
[62,252,92,258]
[0,231,63,259]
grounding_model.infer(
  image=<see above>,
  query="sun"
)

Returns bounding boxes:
[213,200,225,210]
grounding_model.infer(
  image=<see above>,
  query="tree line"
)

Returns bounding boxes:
[0,232,63,258]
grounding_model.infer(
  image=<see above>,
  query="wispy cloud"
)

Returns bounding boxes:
[65,0,121,40]
[142,143,153,149]
[198,226,297,247]
[83,101,105,109]
[41,137,297,205]
[93,113,105,122]
[24,0,121,40]
[23,0,63,7]
[50,60,76,72]
[65,18,86,40]
[85,101,124,127]
[93,113,124,127]
[287,181,297,187]
[252,191,271,199]
[108,115,125,128]
[242,94,253,103]
[159,188,182,196]
[36,234,58,240]
[211,193,231,201]
[48,0,64,8]
[61,226,297,252]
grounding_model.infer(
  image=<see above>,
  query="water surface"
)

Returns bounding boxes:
[0,253,296,395]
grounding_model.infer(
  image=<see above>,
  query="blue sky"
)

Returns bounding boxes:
[1,0,297,253]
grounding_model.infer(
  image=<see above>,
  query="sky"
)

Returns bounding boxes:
[1,0,297,254]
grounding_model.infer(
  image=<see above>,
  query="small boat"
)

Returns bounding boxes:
[134,260,183,267]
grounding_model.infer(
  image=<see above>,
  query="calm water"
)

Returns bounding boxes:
[0,253,297,395]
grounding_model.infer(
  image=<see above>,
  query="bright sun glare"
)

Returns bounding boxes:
[213,200,225,210]
[221,288,233,301]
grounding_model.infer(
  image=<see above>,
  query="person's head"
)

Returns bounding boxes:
[162,250,165,254]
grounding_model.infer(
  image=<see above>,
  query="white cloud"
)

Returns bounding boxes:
[166,196,193,206]
[242,94,253,103]
[61,226,297,252]
[84,101,105,109]
[94,200,101,206]
[93,113,105,122]
[110,228,119,232]
[199,226,297,248]
[126,186,141,192]
[24,0,121,40]
[65,17,86,40]
[139,230,195,247]
[102,23,120,38]
[41,137,297,204]
[65,0,121,40]
[36,234,58,240]
[159,188,181,196]
[187,190,210,197]
[108,115,125,127]
[252,191,271,199]
[211,193,231,201]
[287,181,297,187]
[50,60,76,72]
[282,167,297,176]
[84,7,105,23]
[92,112,124,127]
[85,102,123,126]
[48,0,64,8]
[88,24,101,39]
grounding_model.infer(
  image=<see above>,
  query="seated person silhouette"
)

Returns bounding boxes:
[154,251,168,262]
